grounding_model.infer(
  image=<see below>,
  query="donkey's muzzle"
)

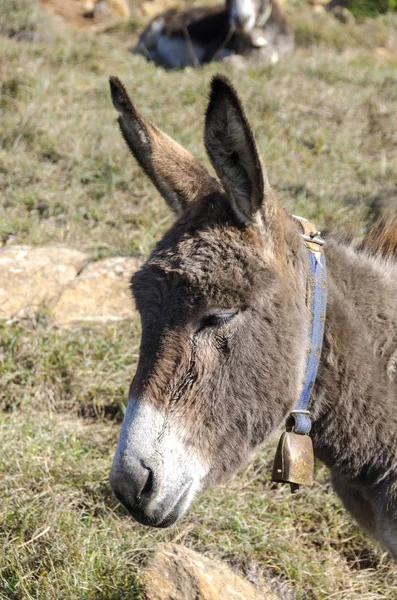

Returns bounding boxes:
[111,471,190,528]
[110,459,192,527]
[109,398,207,527]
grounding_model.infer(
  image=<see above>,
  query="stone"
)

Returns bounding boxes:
[141,0,177,19]
[41,0,130,31]
[88,0,131,20]
[105,0,130,18]
[83,1,96,13]
[0,246,88,320]
[0,246,141,326]
[52,256,140,326]
[141,543,282,600]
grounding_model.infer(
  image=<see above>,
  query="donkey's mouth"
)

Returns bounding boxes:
[116,482,193,528]
[124,503,180,528]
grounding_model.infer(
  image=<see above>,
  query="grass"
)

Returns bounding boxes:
[1,0,397,598]
[0,0,45,40]
[347,0,397,18]
[2,412,397,600]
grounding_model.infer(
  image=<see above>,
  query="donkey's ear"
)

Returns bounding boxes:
[204,74,274,224]
[110,76,219,215]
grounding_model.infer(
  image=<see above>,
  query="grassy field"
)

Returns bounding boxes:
[1,0,397,598]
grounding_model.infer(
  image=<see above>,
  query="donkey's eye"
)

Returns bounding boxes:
[198,309,239,332]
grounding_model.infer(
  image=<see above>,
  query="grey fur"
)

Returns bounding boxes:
[109,75,397,559]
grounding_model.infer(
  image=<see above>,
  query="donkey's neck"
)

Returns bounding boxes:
[310,240,397,484]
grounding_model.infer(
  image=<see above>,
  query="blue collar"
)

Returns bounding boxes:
[290,216,327,436]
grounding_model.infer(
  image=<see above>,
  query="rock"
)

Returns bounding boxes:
[105,0,130,18]
[41,0,130,30]
[0,246,141,326]
[52,256,140,326]
[141,0,177,19]
[141,543,282,600]
[0,246,88,320]
[83,0,96,13]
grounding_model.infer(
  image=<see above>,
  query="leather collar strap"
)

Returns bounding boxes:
[290,216,327,436]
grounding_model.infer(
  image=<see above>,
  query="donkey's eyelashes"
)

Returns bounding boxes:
[197,308,239,332]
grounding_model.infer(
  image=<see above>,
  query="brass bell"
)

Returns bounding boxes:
[272,431,314,491]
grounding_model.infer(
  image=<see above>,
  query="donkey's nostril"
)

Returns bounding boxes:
[110,461,158,510]
[141,467,154,497]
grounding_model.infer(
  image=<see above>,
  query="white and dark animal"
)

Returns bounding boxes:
[108,74,397,561]
[133,0,294,68]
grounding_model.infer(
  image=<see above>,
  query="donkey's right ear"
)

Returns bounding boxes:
[109,77,219,215]
[204,75,275,225]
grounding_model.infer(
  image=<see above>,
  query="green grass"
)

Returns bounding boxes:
[0,0,45,40]
[2,411,396,600]
[1,0,397,598]
[348,0,397,18]
[0,319,140,416]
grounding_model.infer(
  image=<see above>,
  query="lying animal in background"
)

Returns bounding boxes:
[132,0,294,68]
[108,74,397,562]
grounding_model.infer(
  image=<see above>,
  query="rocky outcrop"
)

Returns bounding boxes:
[52,255,140,326]
[0,246,88,321]
[40,0,130,31]
[141,544,283,600]
[0,246,140,326]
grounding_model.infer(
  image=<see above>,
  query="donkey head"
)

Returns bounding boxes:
[227,0,272,33]
[109,75,309,527]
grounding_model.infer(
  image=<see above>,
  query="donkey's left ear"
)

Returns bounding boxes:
[110,76,220,216]
[205,75,274,224]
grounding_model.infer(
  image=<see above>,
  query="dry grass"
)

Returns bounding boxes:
[2,409,397,599]
[1,0,397,598]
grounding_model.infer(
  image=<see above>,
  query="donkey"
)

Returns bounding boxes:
[132,0,294,68]
[108,75,397,560]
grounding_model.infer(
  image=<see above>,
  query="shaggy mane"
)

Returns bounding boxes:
[360,216,397,261]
